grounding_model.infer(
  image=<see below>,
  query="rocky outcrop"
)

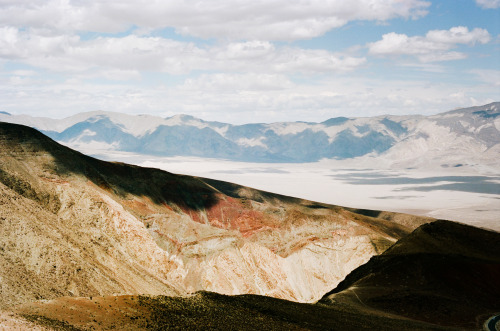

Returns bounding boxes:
[10,221,498,331]
[320,220,500,329]
[0,122,433,308]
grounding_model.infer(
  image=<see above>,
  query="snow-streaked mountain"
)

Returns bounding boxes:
[1,102,499,166]
[380,103,500,169]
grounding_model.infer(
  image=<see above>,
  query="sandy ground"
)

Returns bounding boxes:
[0,311,47,330]
[90,151,500,232]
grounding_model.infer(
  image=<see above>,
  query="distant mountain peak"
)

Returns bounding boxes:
[321,117,350,126]
[443,101,500,115]
[166,114,199,121]
[0,102,498,165]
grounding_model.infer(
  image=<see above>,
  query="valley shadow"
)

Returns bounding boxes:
[346,208,382,218]
[1,123,220,211]
[201,177,302,205]
[397,182,500,195]
[332,172,500,195]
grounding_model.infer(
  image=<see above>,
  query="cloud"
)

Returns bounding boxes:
[1,71,496,124]
[0,0,430,41]
[399,62,446,73]
[476,0,500,9]
[180,73,295,92]
[0,0,495,124]
[425,27,491,44]
[211,41,367,73]
[470,69,500,86]
[0,28,365,75]
[368,26,491,62]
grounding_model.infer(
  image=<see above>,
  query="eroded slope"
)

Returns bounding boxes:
[0,122,433,308]
[320,220,500,330]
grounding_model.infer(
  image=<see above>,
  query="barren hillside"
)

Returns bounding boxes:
[7,220,498,330]
[0,122,433,309]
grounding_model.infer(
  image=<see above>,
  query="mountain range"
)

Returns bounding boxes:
[1,102,498,168]
[0,122,499,330]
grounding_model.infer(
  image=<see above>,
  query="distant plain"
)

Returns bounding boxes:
[89,150,500,232]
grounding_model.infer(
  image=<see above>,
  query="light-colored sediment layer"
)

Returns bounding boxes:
[0,311,49,330]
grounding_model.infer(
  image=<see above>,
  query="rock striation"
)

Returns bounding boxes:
[0,122,432,309]
[8,220,499,330]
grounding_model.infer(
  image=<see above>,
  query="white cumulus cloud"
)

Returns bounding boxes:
[470,69,500,86]
[1,74,495,124]
[180,73,295,92]
[0,0,430,41]
[368,26,491,62]
[476,0,500,9]
[0,28,365,75]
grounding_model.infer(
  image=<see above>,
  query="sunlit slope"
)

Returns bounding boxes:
[0,122,436,308]
[11,220,495,330]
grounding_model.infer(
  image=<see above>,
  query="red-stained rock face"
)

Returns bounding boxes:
[202,196,275,236]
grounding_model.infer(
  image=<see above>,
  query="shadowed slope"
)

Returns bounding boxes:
[320,220,500,329]
[11,292,448,331]
[0,122,219,211]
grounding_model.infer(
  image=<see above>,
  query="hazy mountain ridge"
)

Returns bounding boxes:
[1,102,498,164]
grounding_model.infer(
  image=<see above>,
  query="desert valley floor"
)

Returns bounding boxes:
[86,150,500,232]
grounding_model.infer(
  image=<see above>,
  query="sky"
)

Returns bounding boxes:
[0,0,499,124]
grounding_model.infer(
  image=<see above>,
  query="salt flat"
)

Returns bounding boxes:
[88,150,500,232]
